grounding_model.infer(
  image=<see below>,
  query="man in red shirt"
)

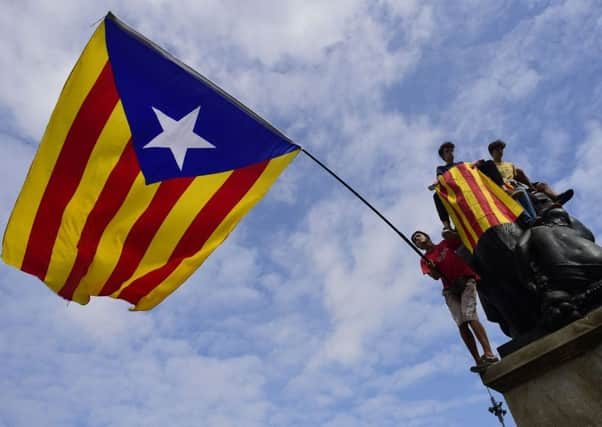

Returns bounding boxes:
[411,230,498,372]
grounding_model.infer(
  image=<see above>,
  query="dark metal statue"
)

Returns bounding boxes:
[516,206,602,330]
[436,162,602,342]
[471,223,539,338]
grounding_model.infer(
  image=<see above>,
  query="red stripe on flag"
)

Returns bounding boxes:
[437,184,477,250]
[443,166,485,236]
[118,160,269,305]
[484,178,520,221]
[490,193,519,221]
[98,176,195,296]
[456,165,501,228]
[21,62,119,280]
[58,143,139,300]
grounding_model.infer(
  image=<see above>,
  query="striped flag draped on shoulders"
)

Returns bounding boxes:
[435,162,524,252]
[2,13,300,310]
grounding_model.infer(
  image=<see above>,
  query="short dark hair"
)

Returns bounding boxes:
[411,230,430,244]
[488,139,506,154]
[438,141,455,159]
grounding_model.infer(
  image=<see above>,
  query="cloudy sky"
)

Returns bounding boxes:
[2,1,602,426]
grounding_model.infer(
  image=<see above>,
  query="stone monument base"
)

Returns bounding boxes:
[481,305,602,427]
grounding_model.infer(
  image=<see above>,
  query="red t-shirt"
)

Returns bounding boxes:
[420,239,477,288]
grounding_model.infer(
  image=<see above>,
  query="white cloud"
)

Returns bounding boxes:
[441,0,601,144]
[127,0,367,67]
[4,1,601,426]
[563,120,602,233]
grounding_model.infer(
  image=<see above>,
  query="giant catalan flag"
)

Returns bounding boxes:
[436,162,524,252]
[2,13,300,310]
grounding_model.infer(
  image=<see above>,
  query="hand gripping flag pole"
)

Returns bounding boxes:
[2,12,433,310]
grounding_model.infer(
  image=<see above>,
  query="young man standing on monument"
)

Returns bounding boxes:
[429,142,460,235]
[411,230,499,372]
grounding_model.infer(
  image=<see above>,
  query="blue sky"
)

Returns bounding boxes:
[2,1,602,426]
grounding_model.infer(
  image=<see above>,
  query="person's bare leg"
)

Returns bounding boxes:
[469,319,495,358]
[459,323,480,364]
[534,182,557,199]
[534,182,574,205]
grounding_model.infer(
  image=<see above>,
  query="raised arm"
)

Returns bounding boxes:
[515,167,535,189]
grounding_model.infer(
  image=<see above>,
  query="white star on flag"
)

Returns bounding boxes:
[144,106,215,170]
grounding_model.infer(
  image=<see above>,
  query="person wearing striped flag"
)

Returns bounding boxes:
[432,155,539,337]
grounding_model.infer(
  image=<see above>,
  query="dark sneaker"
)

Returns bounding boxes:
[555,189,574,205]
[470,355,499,373]
[470,364,488,373]
[480,355,499,364]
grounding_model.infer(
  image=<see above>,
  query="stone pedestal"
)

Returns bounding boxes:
[482,306,602,427]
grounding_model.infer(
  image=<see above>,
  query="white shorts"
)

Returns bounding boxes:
[443,278,478,326]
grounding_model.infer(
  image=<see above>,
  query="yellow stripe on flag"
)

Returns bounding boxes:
[2,22,109,269]
[449,167,489,232]
[44,102,132,292]
[108,170,233,298]
[481,172,524,218]
[437,177,480,247]
[71,173,160,303]
[475,174,511,226]
[438,195,475,252]
[131,150,299,310]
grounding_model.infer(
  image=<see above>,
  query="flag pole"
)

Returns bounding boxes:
[301,148,429,262]
[104,14,429,267]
